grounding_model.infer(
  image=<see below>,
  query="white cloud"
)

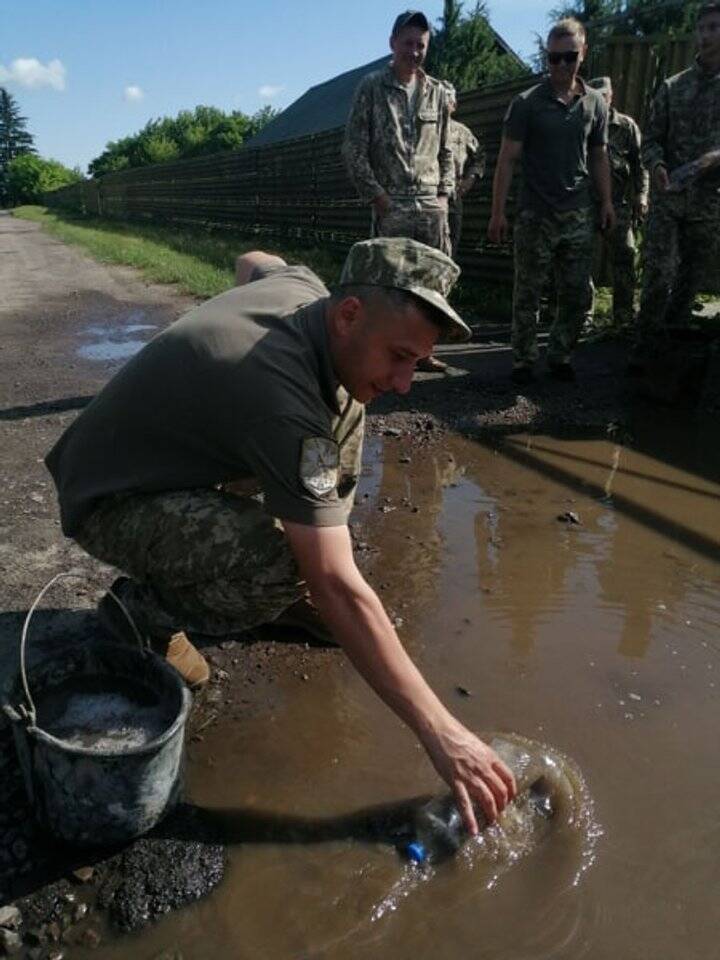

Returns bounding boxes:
[124,84,145,102]
[258,84,284,99]
[0,57,66,90]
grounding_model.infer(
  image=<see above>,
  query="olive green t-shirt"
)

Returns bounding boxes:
[504,79,608,213]
[46,265,365,535]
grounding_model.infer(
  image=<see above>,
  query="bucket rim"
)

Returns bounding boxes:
[3,641,192,758]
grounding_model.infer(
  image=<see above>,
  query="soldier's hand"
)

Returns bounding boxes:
[437,194,449,210]
[599,202,616,233]
[459,175,475,198]
[373,193,391,217]
[634,199,649,222]
[420,718,517,835]
[487,213,509,244]
[654,165,670,193]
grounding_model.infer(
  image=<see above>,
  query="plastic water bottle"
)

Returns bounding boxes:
[408,793,474,864]
[403,734,558,865]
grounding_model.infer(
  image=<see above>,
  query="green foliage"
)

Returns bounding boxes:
[11,205,345,299]
[89,104,279,179]
[0,87,36,205]
[426,0,530,91]
[6,154,82,205]
[546,0,702,38]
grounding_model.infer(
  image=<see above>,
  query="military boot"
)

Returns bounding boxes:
[98,577,210,689]
[269,596,338,647]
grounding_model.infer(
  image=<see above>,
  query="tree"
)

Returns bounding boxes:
[426,1,530,91]
[88,104,280,178]
[6,154,82,205]
[0,87,36,205]
[547,0,701,38]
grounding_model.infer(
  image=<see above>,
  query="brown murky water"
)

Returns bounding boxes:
[87,416,720,960]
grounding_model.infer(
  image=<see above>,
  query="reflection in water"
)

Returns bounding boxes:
[78,339,149,361]
[77,312,157,362]
[92,426,720,960]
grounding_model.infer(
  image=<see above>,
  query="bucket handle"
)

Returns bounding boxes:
[19,572,145,726]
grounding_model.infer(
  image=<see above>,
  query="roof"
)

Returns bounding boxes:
[246,56,390,149]
[246,28,526,149]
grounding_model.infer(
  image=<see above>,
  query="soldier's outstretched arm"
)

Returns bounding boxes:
[487,136,522,244]
[283,519,517,834]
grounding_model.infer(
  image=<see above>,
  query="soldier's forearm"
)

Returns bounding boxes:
[490,158,514,217]
[591,149,613,207]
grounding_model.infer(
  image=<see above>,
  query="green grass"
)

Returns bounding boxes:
[12,205,516,322]
[11,206,346,299]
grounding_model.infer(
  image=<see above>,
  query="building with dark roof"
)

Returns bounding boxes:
[246,28,525,149]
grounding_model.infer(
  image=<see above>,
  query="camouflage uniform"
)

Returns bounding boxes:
[637,60,720,347]
[76,490,306,637]
[342,64,454,255]
[448,117,486,257]
[595,108,649,326]
[513,207,595,367]
[503,79,608,369]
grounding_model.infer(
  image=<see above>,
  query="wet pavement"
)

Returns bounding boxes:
[34,423,719,960]
[2,213,720,959]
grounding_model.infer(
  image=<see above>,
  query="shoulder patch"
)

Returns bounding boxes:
[300,437,340,498]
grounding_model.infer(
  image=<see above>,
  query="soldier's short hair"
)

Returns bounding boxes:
[697,3,720,22]
[547,17,587,45]
[334,284,429,319]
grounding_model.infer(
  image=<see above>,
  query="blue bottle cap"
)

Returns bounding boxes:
[405,842,427,864]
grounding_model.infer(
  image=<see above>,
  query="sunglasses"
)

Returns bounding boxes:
[547,50,580,65]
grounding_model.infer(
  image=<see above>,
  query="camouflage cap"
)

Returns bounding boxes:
[391,10,430,36]
[339,237,470,343]
[588,76,612,94]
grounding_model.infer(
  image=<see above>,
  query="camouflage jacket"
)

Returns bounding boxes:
[448,118,486,200]
[642,59,720,190]
[342,64,454,204]
[607,108,649,206]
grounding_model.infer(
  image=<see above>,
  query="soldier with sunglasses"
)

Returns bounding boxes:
[488,17,614,384]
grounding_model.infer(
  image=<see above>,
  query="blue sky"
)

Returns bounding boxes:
[3,1,551,173]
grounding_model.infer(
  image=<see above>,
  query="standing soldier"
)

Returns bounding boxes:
[343,9,455,373]
[634,2,720,364]
[588,76,649,328]
[444,82,486,258]
[488,18,615,384]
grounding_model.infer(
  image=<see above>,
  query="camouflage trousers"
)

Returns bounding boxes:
[76,489,305,637]
[374,196,452,256]
[512,206,594,368]
[593,205,639,326]
[637,189,720,347]
[448,198,464,259]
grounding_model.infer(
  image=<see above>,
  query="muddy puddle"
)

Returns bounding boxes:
[72,416,720,960]
[76,311,157,361]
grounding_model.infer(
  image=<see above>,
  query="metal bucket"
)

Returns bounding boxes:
[2,574,192,847]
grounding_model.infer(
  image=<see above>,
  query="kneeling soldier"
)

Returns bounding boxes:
[46,237,516,834]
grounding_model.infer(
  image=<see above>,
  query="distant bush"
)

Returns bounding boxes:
[7,154,83,205]
[88,104,278,179]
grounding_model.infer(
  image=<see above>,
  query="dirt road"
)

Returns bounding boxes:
[0,211,197,624]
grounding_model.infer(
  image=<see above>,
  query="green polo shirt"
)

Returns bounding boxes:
[46,264,365,535]
[504,78,608,213]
